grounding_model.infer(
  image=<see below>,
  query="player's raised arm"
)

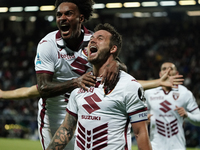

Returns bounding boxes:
[138,68,184,90]
[0,85,39,100]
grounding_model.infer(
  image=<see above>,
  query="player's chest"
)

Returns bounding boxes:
[76,88,124,115]
[148,91,185,112]
[55,49,92,76]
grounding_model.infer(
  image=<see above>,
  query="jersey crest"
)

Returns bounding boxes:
[173,92,179,100]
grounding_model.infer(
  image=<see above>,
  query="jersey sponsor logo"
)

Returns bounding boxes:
[83,93,101,114]
[150,96,164,100]
[82,115,101,120]
[156,119,178,138]
[159,100,172,113]
[173,92,179,100]
[36,53,41,65]
[76,122,108,150]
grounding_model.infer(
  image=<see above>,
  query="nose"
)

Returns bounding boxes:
[60,14,67,21]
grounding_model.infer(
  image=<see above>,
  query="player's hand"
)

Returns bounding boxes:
[75,72,96,91]
[175,106,188,118]
[147,114,153,125]
[100,60,119,88]
[160,68,184,88]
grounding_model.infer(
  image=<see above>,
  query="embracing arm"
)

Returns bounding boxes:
[138,68,184,90]
[36,72,96,98]
[0,85,39,100]
[47,113,77,150]
[132,121,152,150]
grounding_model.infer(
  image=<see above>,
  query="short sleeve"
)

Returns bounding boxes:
[125,80,147,123]
[66,89,79,117]
[185,90,199,112]
[34,39,56,73]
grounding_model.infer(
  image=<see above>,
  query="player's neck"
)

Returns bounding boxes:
[64,31,83,51]
[93,55,114,77]
[162,86,172,92]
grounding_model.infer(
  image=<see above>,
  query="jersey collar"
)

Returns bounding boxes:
[55,25,92,55]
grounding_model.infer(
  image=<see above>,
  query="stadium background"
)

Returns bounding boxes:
[0,0,200,149]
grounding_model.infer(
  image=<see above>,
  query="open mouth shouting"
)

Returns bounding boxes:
[60,23,70,35]
[89,45,98,57]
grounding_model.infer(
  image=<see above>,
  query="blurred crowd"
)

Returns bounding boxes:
[0,17,199,147]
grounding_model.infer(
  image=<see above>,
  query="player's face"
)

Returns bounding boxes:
[87,30,112,65]
[56,2,84,41]
[159,62,178,77]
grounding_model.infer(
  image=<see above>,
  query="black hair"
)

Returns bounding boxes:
[55,0,94,21]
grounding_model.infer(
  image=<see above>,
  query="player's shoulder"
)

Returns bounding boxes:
[145,87,161,95]
[42,30,58,41]
[119,71,142,89]
[177,85,193,95]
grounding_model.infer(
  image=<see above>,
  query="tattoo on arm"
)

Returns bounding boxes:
[36,73,78,98]
[47,114,77,150]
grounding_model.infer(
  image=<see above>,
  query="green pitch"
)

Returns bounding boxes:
[0,138,200,150]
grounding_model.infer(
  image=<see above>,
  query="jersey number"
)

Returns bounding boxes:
[83,93,102,114]
[71,57,90,75]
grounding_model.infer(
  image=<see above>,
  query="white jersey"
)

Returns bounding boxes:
[67,71,148,150]
[34,26,93,150]
[145,85,199,150]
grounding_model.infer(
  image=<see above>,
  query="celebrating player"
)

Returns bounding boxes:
[47,23,152,150]
[145,62,200,150]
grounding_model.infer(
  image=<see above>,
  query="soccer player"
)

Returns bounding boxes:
[145,62,200,150]
[46,23,152,150]
[33,0,128,150]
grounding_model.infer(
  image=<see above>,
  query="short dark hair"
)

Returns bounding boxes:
[94,23,122,58]
[55,0,94,21]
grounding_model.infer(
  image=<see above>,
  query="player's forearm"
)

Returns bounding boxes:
[37,78,78,98]
[46,126,72,150]
[186,109,200,126]
[0,85,39,100]
[138,79,160,90]
[136,132,152,150]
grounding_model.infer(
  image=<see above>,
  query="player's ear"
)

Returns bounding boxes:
[79,14,84,23]
[110,45,117,54]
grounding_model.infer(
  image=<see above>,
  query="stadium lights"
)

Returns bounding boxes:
[29,16,37,22]
[9,16,23,22]
[179,0,196,5]
[91,13,99,18]
[0,7,8,13]
[93,3,105,9]
[116,13,134,18]
[124,2,140,8]
[40,5,55,11]
[133,12,151,17]
[160,1,176,6]
[24,6,39,12]
[187,10,200,16]
[141,1,158,7]
[106,3,122,8]
[152,12,168,17]
[9,7,23,12]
